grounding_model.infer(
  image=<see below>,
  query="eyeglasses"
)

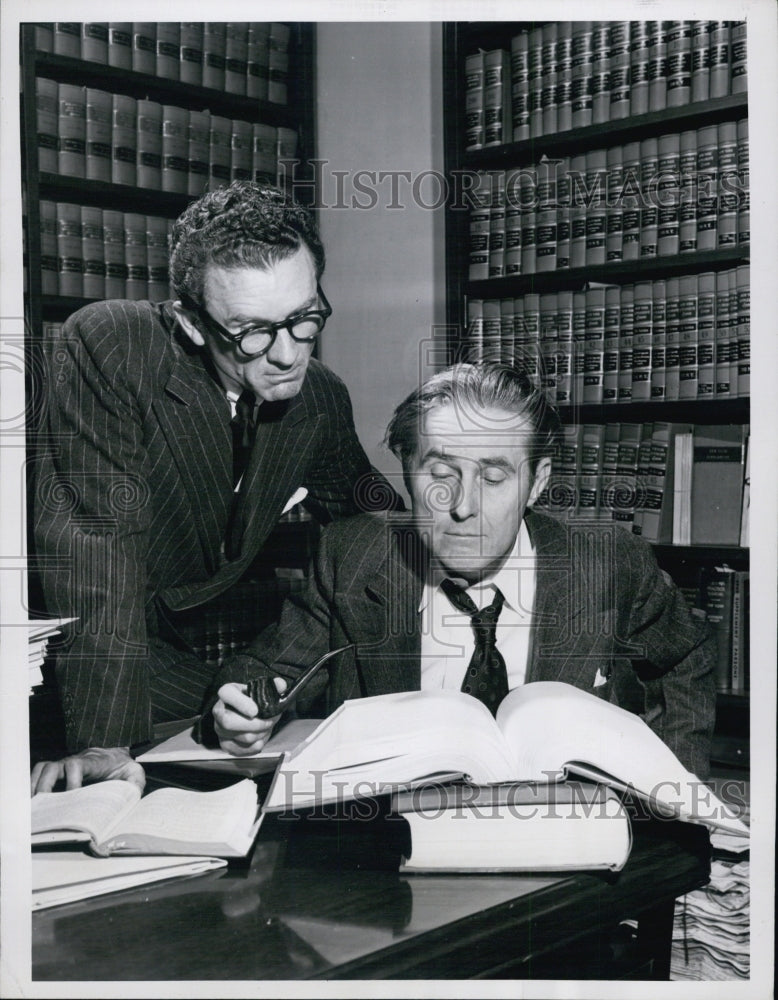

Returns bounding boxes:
[187,285,332,359]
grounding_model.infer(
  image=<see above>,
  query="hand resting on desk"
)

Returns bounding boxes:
[30,747,146,795]
[213,678,287,756]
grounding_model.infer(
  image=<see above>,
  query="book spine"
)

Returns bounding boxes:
[102,210,127,298]
[509,34,528,142]
[465,50,485,150]
[730,570,743,692]
[203,23,227,91]
[482,299,501,363]
[708,21,731,99]
[504,170,522,277]
[691,20,711,102]
[53,23,81,59]
[520,200,536,277]
[571,22,593,130]
[717,121,739,250]
[180,22,205,87]
[714,269,732,398]
[146,215,170,301]
[648,20,668,112]
[488,173,506,278]
[613,422,642,531]
[225,22,249,96]
[56,202,83,297]
[605,146,624,263]
[630,20,651,116]
[599,423,621,522]
[539,292,558,401]
[111,94,137,187]
[578,424,605,520]
[39,200,59,295]
[621,142,641,261]
[590,21,610,126]
[631,422,654,536]
[737,118,749,247]
[124,212,148,300]
[500,297,514,366]
[666,21,692,108]
[252,122,277,184]
[161,105,190,194]
[541,22,559,136]
[737,264,750,396]
[699,567,735,692]
[656,132,680,257]
[691,425,746,545]
[602,286,621,404]
[268,25,290,105]
[209,114,233,190]
[696,272,716,400]
[80,205,105,300]
[468,183,491,281]
[728,269,740,399]
[617,285,634,403]
[136,99,163,190]
[677,274,699,400]
[187,109,211,197]
[522,294,541,386]
[465,298,483,363]
[631,281,652,402]
[247,23,270,101]
[663,278,681,400]
[639,137,659,260]
[678,130,698,254]
[585,149,607,266]
[36,78,59,175]
[155,22,180,81]
[671,430,692,544]
[527,28,544,138]
[650,280,667,401]
[511,296,524,369]
[555,24,573,133]
[81,22,108,64]
[572,289,587,405]
[555,290,573,405]
[568,153,586,269]
[57,83,86,178]
[608,22,631,120]
[484,49,511,146]
[34,23,54,53]
[231,119,254,183]
[107,23,132,70]
[132,23,157,76]
[730,21,747,94]
[85,88,112,183]
[696,124,719,251]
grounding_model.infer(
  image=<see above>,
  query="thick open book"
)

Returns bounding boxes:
[263,682,749,837]
[391,781,632,874]
[32,778,261,858]
[32,852,227,910]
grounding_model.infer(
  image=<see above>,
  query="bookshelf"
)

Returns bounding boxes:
[442,20,750,767]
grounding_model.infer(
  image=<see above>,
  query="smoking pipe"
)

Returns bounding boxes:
[244,643,355,719]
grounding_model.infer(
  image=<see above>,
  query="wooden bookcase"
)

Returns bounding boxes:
[442,21,750,772]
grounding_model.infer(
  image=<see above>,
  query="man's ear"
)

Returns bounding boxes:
[528,455,553,506]
[171,301,206,347]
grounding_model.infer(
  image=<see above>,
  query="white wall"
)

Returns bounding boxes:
[315,22,446,485]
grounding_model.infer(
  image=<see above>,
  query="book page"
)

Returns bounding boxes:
[31,780,140,844]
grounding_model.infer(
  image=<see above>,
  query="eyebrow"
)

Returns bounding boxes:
[421,449,516,472]
[223,292,319,329]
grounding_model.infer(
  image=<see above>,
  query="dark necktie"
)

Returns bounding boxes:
[440,579,509,716]
[231,390,257,488]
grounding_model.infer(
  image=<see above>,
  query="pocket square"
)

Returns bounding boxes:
[282,487,308,514]
[593,667,609,688]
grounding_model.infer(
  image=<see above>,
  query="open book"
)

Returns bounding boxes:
[32,778,261,858]
[263,682,748,837]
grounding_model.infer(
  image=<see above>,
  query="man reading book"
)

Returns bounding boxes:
[208,362,716,778]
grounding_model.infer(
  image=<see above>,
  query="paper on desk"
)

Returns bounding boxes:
[136,717,321,764]
[32,852,226,910]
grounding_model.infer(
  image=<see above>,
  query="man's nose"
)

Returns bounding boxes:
[264,326,298,367]
[450,477,479,520]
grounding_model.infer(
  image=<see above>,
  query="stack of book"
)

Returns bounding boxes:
[38,22,291,103]
[27,618,74,694]
[465,21,746,149]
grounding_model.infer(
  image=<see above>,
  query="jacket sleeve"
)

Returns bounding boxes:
[616,534,717,780]
[34,305,162,751]
[300,366,404,522]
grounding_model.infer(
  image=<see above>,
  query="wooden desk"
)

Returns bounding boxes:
[32,782,710,982]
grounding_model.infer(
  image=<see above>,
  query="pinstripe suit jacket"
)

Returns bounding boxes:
[213,509,716,778]
[34,299,397,751]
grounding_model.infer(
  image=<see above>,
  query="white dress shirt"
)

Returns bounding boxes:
[419,519,537,692]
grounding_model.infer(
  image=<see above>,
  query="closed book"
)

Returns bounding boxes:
[708,21,730,98]
[696,125,719,251]
[81,22,108,64]
[487,175,506,278]
[393,781,632,874]
[582,286,605,404]
[108,23,133,70]
[209,115,233,190]
[630,20,651,116]
[203,23,227,90]
[696,272,716,399]
[85,88,112,183]
[231,119,254,183]
[161,105,189,194]
[36,77,59,175]
[53,23,81,58]
[585,149,607,266]
[263,682,747,838]
[690,425,747,545]
[554,290,573,405]
[605,146,624,262]
[598,423,621,522]
[578,423,605,520]
[691,20,711,102]
[39,200,58,295]
[639,137,659,259]
[666,21,692,108]
[602,286,620,404]
[180,23,204,86]
[739,432,750,546]
[57,83,86,177]
[464,299,483,363]
[730,20,747,93]
[617,284,634,403]
[136,99,163,189]
[621,143,641,261]
[671,430,693,545]
[727,268,740,399]
[132,23,157,76]
[499,298,514,366]
[679,130,698,253]
[612,422,643,531]
[677,274,699,400]
[541,22,560,135]
[146,216,170,302]
[736,264,750,396]
[32,778,261,859]
[465,50,485,149]
[650,280,667,401]
[483,49,511,146]
[714,269,732,398]
[571,22,593,129]
[103,210,127,298]
[225,22,249,96]
[648,20,668,111]
[590,21,610,125]
[111,94,137,186]
[717,122,738,249]
[124,212,148,300]
[729,570,748,693]
[527,27,544,137]
[608,22,631,120]
[187,109,211,197]
[156,22,181,81]
[268,26,290,105]
[698,566,735,692]
[247,23,270,101]
[80,205,105,300]
[252,122,277,184]
[35,23,54,53]
[631,281,652,402]
[737,118,749,247]
[547,423,581,518]
[482,300,501,364]
[630,421,654,537]
[56,202,82,297]
[640,422,692,544]
[657,133,680,257]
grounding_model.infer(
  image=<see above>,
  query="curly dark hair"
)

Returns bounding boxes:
[169,181,325,307]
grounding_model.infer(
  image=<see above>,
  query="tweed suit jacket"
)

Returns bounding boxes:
[214,509,716,778]
[34,299,396,751]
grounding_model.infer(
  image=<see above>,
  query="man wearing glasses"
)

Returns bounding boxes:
[31,181,400,793]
